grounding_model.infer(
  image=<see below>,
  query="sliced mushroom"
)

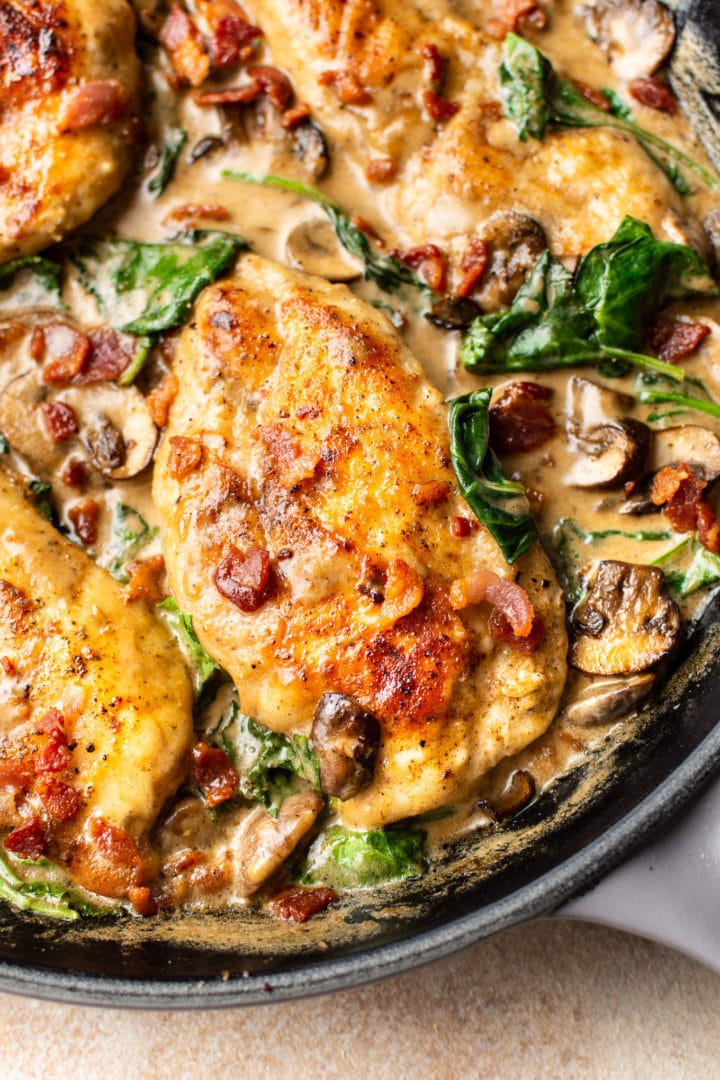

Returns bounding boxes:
[311,693,380,801]
[570,560,682,675]
[236,789,324,897]
[565,376,650,488]
[579,0,675,80]
[647,425,720,482]
[285,218,363,282]
[474,212,548,311]
[562,672,655,724]
[426,295,483,330]
[483,769,536,822]
[0,371,157,480]
[292,120,329,179]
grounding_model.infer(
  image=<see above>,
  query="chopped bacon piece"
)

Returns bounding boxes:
[247,66,294,110]
[451,515,475,537]
[59,80,132,132]
[193,83,262,106]
[0,758,33,792]
[30,327,44,361]
[351,215,381,240]
[40,401,78,444]
[281,102,311,129]
[489,609,545,653]
[486,0,545,37]
[88,817,144,871]
[571,80,611,112]
[366,158,397,183]
[0,656,16,676]
[75,327,135,384]
[648,316,711,363]
[168,435,203,479]
[209,15,263,69]
[629,76,677,114]
[214,545,274,612]
[123,555,166,606]
[651,462,720,550]
[68,499,100,546]
[40,323,91,384]
[319,70,371,106]
[165,848,204,876]
[34,723,71,774]
[697,501,720,554]
[423,90,460,122]
[421,43,444,85]
[160,6,210,87]
[36,776,80,821]
[457,238,489,297]
[268,885,337,923]
[489,382,556,454]
[146,372,179,428]
[392,244,448,292]
[191,742,239,807]
[62,458,88,490]
[411,480,450,506]
[128,885,159,916]
[450,568,535,637]
[35,709,64,736]
[165,203,230,225]
[4,818,46,860]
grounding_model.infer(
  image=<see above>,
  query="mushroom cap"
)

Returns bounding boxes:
[579,0,676,81]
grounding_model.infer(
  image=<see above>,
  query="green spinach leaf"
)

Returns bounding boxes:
[106,503,158,579]
[0,255,64,314]
[299,826,426,888]
[448,387,538,563]
[147,127,188,197]
[499,30,552,141]
[157,598,221,696]
[653,537,720,599]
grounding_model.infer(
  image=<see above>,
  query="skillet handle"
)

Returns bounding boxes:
[554,769,720,972]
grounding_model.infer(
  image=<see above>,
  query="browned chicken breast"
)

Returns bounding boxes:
[153,256,568,828]
[0,0,141,262]
[0,466,194,901]
[244,0,681,254]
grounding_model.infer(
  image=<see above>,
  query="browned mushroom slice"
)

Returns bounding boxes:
[472,213,548,312]
[292,121,329,179]
[483,769,536,823]
[570,561,682,675]
[311,693,380,800]
[565,377,650,488]
[648,425,720,482]
[579,0,675,80]
[561,672,655,725]
[285,218,363,282]
[236,790,324,896]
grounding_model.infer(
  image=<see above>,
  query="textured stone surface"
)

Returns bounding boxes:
[1,920,719,1079]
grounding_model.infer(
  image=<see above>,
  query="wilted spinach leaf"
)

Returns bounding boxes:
[147,127,188,197]
[653,537,720,599]
[0,850,115,921]
[0,254,64,314]
[157,597,221,696]
[299,826,426,888]
[106,503,158,579]
[448,387,538,563]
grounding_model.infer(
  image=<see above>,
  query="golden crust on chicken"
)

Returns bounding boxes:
[0,0,141,262]
[153,255,568,828]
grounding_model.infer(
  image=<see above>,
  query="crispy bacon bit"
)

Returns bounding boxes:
[62,458,88,490]
[165,203,230,225]
[651,463,720,550]
[209,15,263,69]
[146,372,179,428]
[165,848,204,875]
[160,6,210,87]
[0,758,33,792]
[40,400,78,444]
[489,382,556,455]
[247,65,294,110]
[30,327,44,361]
[411,480,450,506]
[451,515,475,537]
[392,244,448,293]
[281,102,311,129]
[489,609,545,652]
[128,885,159,917]
[36,776,80,821]
[40,323,91,384]
[35,708,64,736]
[351,215,381,240]
[457,238,489,297]
[423,89,460,122]
[319,70,372,106]
[168,435,203,479]
[214,545,274,612]
[268,885,337,923]
[571,80,611,112]
[74,327,135,384]
[450,568,535,637]
[0,656,16,676]
[629,76,676,114]
[88,817,144,872]
[4,818,46,860]
[486,0,545,37]
[123,555,166,605]
[193,83,261,106]
[366,157,397,183]
[421,43,444,85]
[191,742,239,807]
[68,499,100,546]
[35,723,71,774]
[59,80,132,131]
[648,316,711,363]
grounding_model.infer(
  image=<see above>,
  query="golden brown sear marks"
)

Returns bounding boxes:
[154,256,568,827]
[0,0,141,261]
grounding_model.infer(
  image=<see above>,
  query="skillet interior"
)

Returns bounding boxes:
[2,0,720,1008]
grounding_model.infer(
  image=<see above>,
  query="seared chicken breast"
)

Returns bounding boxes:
[0,466,194,900]
[153,256,567,828]
[0,0,141,262]
[244,0,681,254]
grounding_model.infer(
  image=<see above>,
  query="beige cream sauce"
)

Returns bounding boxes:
[5,0,720,898]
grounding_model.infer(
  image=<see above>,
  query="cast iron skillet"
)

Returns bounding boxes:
[1,0,720,1010]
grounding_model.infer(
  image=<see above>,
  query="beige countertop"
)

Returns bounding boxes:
[1,919,719,1079]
